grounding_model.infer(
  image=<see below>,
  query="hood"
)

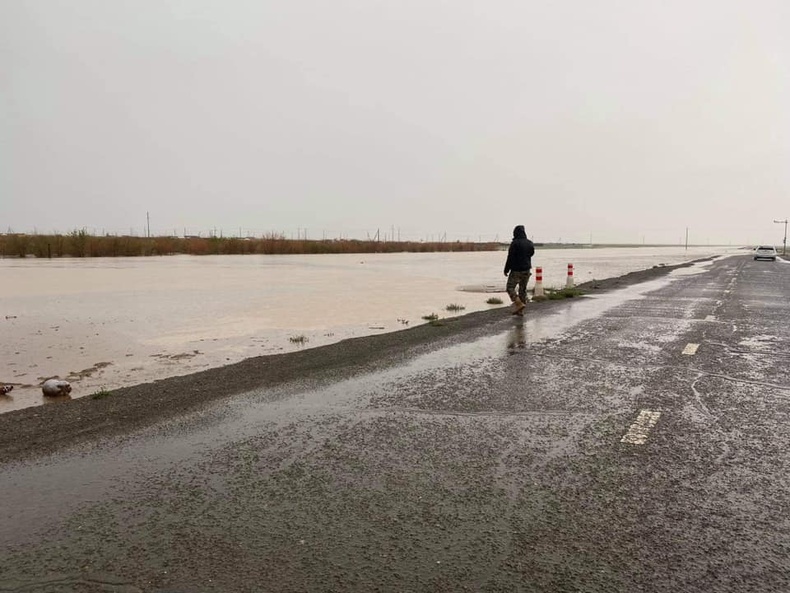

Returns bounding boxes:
[512,225,527,240]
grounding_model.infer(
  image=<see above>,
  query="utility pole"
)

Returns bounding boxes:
[774,219,788,255]
[685,227,688,251]
[146,212,150,238]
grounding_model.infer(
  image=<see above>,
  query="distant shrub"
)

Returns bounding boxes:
[69,229,89,257]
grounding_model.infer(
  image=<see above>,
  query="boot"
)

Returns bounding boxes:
[512,297,526,314]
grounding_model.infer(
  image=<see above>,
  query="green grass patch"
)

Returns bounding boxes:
[91,388,112,400]
[486,297,503,305]
[421,313,439,321]
[445,303,466,312]
[535,287,587,301]
[430,317,459,327]
[289,334,308,344]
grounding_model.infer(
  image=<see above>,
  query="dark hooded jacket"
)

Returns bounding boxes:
[504,225,535,274]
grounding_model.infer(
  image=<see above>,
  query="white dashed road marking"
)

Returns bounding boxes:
[682,343,699,355]
[621,410,661,445]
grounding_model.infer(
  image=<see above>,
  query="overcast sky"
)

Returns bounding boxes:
[2,1,788,244]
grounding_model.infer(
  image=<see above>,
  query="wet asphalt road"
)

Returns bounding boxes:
[1,255,790,592]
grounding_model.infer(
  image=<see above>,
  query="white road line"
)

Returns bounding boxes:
[682,343,699,355]
[705,315,716,322]
[621,410,661,445]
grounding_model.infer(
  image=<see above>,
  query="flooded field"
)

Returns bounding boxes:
[0,246,739,412]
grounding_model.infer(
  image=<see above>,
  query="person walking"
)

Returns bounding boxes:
[503,225,535,315]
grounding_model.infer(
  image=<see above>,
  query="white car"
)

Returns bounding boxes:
[753,246,777,261]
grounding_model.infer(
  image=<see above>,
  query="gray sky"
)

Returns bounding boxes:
[2,1,788,245]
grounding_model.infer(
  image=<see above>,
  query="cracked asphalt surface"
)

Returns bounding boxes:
[1,254,789,592]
